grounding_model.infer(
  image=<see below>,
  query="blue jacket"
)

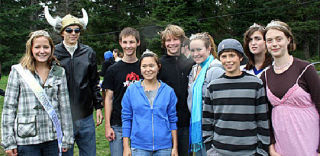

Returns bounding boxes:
[122,80,178,151]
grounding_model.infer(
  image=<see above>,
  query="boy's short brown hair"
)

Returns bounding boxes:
[119,27,140,42]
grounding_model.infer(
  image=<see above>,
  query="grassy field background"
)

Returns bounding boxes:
[0,75,111,156]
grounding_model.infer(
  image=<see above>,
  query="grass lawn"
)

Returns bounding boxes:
[0,75,111,156]
[0,75,6,156]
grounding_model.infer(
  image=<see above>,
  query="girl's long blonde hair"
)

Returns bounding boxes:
[20,30,58,73]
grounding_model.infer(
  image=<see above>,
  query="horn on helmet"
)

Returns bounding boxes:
[44,6,59,28]
[79,8,88,29]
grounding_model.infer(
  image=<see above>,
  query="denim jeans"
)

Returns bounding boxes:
[17,140,58,156]
[178,127,190,156]
[131,148,172,156]
[63,114,96,156]
[109,125,123,156]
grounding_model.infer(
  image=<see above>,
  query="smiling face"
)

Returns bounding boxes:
[249,31,266,55]
[219,50,243,77]
[119,35,140,57]
[165,35,181,56]
[265,29,291,58]
[190,39,211,64]
[32,36,52,64]
[140,56,160,81]
[61,25,80,46]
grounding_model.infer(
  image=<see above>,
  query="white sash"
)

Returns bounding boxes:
[14,64,63,156]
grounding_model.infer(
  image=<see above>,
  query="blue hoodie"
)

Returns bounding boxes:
[122,80,178,151]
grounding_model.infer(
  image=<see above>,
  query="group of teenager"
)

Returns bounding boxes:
[0,5,319,156]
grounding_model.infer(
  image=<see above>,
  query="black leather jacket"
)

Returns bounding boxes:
[55,42,103,121]
[158,54,194,128]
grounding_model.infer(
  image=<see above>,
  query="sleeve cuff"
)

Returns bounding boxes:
[3,144,17,151]
[170,122,177,130]
[122,128,131,138]
[2,136,17,151]
[62,143,73,149]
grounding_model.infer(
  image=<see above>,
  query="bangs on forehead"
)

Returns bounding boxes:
[266,28,285,37]
[120,34,137,41]
[265,25,289,38]
[165,33,180,40]
[162,30,184,40]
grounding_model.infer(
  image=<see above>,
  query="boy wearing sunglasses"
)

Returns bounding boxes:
[45,7,104,156]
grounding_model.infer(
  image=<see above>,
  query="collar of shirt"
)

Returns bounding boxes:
[63,41,78,57]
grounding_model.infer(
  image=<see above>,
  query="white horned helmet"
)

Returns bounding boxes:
[44,6,88,33]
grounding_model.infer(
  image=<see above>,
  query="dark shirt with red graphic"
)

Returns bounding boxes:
[103,60,141,126]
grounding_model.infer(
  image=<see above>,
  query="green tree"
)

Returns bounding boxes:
[136,0,200,55]
[0,0,44,73]
[288,0,320,59]
[1,0,319,73]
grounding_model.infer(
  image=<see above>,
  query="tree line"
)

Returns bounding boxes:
[1,0,319,73]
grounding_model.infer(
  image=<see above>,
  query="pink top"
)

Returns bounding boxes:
[262,59,320,155]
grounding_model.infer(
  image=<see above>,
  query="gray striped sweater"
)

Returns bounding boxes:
[203,72,270,156]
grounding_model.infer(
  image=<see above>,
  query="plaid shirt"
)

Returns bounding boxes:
[1,63,74,150]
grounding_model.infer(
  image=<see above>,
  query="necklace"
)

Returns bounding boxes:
[142,80,160,91]
[193,65,202,81]
[274,56,293,70]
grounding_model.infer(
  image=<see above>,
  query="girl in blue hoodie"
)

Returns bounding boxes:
[122,50,178,156]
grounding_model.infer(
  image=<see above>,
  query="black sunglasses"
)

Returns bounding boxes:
[65,28,81,34]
